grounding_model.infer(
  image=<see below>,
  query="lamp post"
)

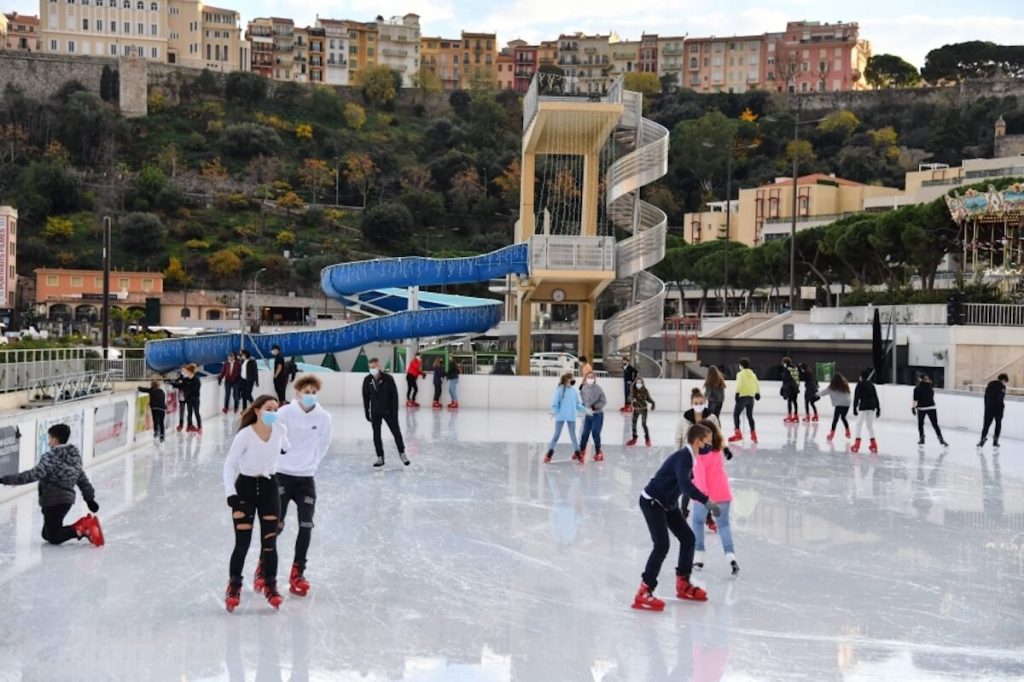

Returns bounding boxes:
[703,140,758,314]
[252,267,268,332]
[101,216,111,358]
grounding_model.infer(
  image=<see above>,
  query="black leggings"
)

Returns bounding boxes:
[186,397,201,429]
[831,405,850,431]
[278,474,316,571]
[804,393,818,416]
[639,496,694,590]
[41,504,78,545]
[786,394,799,415]
[733,396,755,431]
[632,410,650,438]
[151,407,165,439]
[372,413,405,457]
[230,474,281,586]
[706,401,723,419]
[981,408,1003,442]
[406,374,419,401]
[917,409,944,442]
[433,383,442,402]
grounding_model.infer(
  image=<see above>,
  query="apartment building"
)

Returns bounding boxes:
[314,18,348,85]
[35,268,162,322]
[511,40,538,93]
[495,48,514,90]
[375,14,419,88]
[199,5,244,72]
[0,207,17,313]
[764,21,870,93]
[538,39,557,68]
[609,39,639,77]
[41,0,167,59]
[246,17,272,77]
[3,12,41,52]
[422,36,464,90]
[863,153,1024,213]
[684,35,763,93]
[638,33,658,73]
[344,20,377,84]
[459,31,496,90]
[557,32,616,93]
[656,35,685,87]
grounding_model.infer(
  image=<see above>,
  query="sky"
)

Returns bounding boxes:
[6,0,1024,68]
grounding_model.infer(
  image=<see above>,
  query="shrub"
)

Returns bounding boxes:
[185,239,211,250]
[277,192,304,209]
[276,230,296,247]
[220,123,282,159]
[361,203,414,246]
[42,216,75,242]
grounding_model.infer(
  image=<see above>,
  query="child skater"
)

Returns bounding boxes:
[579,371,607,463]
[781,357,801,423]
[851,369,881,453]
[223,395,290,613]
[0,424,103,547]
[275,376,333,597]
[544,372,586,464]
[633,423,722,611]
[816,373,852,442]
[137,379,167,443]
[728,357,760,443]
[626,376,656,447]
[799,362,819,422]
[703,366,726,419]
[690,408,739,576]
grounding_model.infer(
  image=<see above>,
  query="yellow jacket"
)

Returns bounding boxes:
[735,368,760,397]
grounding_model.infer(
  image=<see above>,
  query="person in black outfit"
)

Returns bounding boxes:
[621,358,639,412]
[780,357,800,422]
[979,373,1009,448]
[137,379,167,442]
[798,362,819,422]
[171,364,203,434]
[271,345,288,403]
[851,369,881,454]
[362,357,409,468]
[239,350,259,409]
[912,374,947,447]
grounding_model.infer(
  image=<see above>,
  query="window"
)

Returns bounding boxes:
[46,275,59,286]
[142,279,153,292]
[68,40,75,53]
[124,22,130,34]
[83,18,88,30]
[151,46,158,58]
[94,277,103,288]
[123,0,129,7]
[118,278,129,289]
[50,39,58,51]
[366,47,373,56]
[96,20,102,31]
[207,310,221,320]
[71,276,83,287]
[136,0,144,8]
[349,45,357,55]
[138,23,144,35]
[151,1,157,8]
[151,24,157,35]
[180,307,191,319]
[110,44,117,55]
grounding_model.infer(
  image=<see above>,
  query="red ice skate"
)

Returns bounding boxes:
[811,415,819,422]
[225,580,242,613]
[631,582,665,611]
[222,408,228,415]
[253,561,266,593]
[73,514,104,547]
[750,430,758,444]
[263,584,283,609]
[626,437,638,447]
[447,401,459,410]
[289,564,309,597]
[727,429,743,443]
[406,400,416,408]
[851,438,862,453]
[645,437,652,448]
[572,450,585,464]
[826,431,835,441]
[593,450,605,462]
[869,438,878,453]
[543,449,553,464]
[620,404,633,413]
[802,415,811,422]
[176,424,184,432]
[844,429,852,439]
[676,575,708,601]
[432,401,442,410]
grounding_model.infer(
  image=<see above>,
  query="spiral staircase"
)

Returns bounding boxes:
[602,90,670,358]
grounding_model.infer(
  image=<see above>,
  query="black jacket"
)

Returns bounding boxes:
[984,380,1006,411]
[644,446,709,509]
[913,383,936,409]
[853,381,880,413]
[363,372,399,418]
[2,444,95,508]
[137,385,167,411]
[243,358,259,386]
[171,375,201,401]
[623,364,638,385]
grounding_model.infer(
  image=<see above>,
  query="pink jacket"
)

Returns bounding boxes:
[693,448,732,503]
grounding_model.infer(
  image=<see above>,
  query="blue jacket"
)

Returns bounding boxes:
[643,445,710,509]
[550,384,585,422]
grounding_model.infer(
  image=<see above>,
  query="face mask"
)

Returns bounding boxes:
[301,394,318,408]
[699,444,713,455]
[261,411,278,426]
[586,378,596,385]
[370,368,380,376]
[692,404,705,414]
[570,379,576,386]
[636,382,644,389]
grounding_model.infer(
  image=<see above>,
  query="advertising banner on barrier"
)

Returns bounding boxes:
[135,393,151,438]
[36,411,85,462]
[94,401,129,457]
[0,425,21,477]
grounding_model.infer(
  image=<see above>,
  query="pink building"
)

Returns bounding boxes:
[764,21,870,93]
[512,41,539,93]
[3,13,40,52]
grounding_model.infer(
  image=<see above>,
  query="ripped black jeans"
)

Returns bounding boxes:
[278,474,316,571]
[229,474,281,586]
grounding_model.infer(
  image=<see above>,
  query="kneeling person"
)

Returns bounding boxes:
[276,376,333,596]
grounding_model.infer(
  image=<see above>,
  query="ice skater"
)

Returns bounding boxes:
[544,372,586,463]
[223,395,289,612]
[851,369,881,453]
[728,358,760,444]
[405,352,426,407]
[632,423,722,611]
[276,376,333,597]
[627,377,656,447]
[620,357,638,412]
[781,357,800,423]
[978,373,1008,448]
[219,351,242,415]
[137,379,167,442]
[816,373,851,442]
[676,388,733,535]
[172,364,203,434]
[912,374,947,447]
[579,371,607,463]
[239,350,259,410]
[446,360,460,410]
[431,357,445,410]
[799,362,819,422]
[690,406,739,576]
[703,366,726,419]
[363,358,409,467]
[271,345,288,403]
[0,424,104,547]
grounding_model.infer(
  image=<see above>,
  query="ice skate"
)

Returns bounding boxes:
[579,447,587,461]
[845,429,851,439]
[543,449,553,464]
[693,550,705,570]
[869,438,878,453]
[572,450,584,464]
[851,438,861,453]
[289,564,309,597]
[593,450,605,462]
[675,575,708,601]
[221,408,228,415]
[176,424,183,432]
[447,401,459,410]
[373,455,385,468]
[225,580,242,613]
[993,440,1000,448]
[977,437,986,448]
[263,583,283,610]
[940,440,949,448]
[918,437,925,445]
[626,437,638,447]
[253,561,266,593]
[826,430,835,441]
[398,451,410,466]
[406,400,416,408]
[728,429,743,443]
[811,415,819,422]
[72,515,104,547]
[750,430,758,444]
[802,415,811,422]
[727,552,740,576]
[620,404,633,413]
[432,401,442,410]
[644,437,652,448]
[631,582,664,611]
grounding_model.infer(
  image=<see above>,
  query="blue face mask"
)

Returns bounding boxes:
[261,411,278,426]
[301,394,318,408]
[698,444,713,455]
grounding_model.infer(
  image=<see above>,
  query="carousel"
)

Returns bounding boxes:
[945,183,1024,278]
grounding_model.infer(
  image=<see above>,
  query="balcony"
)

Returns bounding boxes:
[662,46,683,56]
[382,47,408,58]
[530,235,615,272]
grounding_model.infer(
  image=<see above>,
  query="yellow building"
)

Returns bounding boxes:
[199,5,245,72]
[538,40,558,67]
[684,34,765,93]
[496,49,515,90]
[421,35,463,90]
[41,0,167,59]
[459,31,496,90]
[683,173,902,246]
[344,20,377,84]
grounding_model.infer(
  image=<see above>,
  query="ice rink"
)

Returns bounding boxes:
[0,404,1022,681]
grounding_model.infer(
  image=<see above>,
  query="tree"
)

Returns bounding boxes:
[785,139,816,166]
[344,152,377,207]
[120,213,167,253]
[196,68,221,98]
[413,66,443,102]
[448,167,485,215]
[361,203,414,247]
[207,248,243,282]
[670,111,739,205]
[225,72,268,105]
[624,72,661,98]
[42,216,74,242]
[449,90,472,118]
[817,110,860,139]
[134,165,167,206]
[493,158,521,205]
[359,64,398,109]
[154,144,182,179]
[299,158,333,205]
[864,54,922,88]
[343,101,367,130]
[921,41,1024,83]
[295,123,313,142]
[0,123,30,166]
[219,122,282,159]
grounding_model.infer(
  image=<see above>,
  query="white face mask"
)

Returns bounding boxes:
[586,378,596,385]
[636,382,644,389]
[692,403,705,414]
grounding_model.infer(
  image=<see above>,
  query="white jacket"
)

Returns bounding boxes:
[276,401,333,477]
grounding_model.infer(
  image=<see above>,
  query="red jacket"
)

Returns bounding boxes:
[406,357,426,378]
[220,359,241,384]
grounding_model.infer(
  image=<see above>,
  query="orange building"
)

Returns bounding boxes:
[496,49,515,90]
[35,268,163,322]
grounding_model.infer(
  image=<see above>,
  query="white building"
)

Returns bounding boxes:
[316,17,349,86]
[375,13,419,88]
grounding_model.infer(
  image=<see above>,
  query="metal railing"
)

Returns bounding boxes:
[530,235,615,271]
[603,272,668,353]
[523,73,540,131]
[963,303,1024,327]
[0,348,149,393]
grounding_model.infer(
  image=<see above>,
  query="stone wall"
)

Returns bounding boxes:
[778,78,1024,114]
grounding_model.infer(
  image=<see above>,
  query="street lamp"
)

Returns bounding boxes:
[101,216,111,358]
[252,267,268,331]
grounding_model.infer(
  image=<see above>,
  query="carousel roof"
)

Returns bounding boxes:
[946,183,1024,224]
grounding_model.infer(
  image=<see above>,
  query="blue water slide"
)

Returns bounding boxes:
[144,244,530,372]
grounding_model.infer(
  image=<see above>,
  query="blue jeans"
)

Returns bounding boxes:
[548,420,579,451]
[691,500,733,553]
[223,382,240,411]
[448,378,459,402]
[580,412,604,450]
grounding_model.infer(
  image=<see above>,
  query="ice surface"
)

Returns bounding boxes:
[0,406,1022,681]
